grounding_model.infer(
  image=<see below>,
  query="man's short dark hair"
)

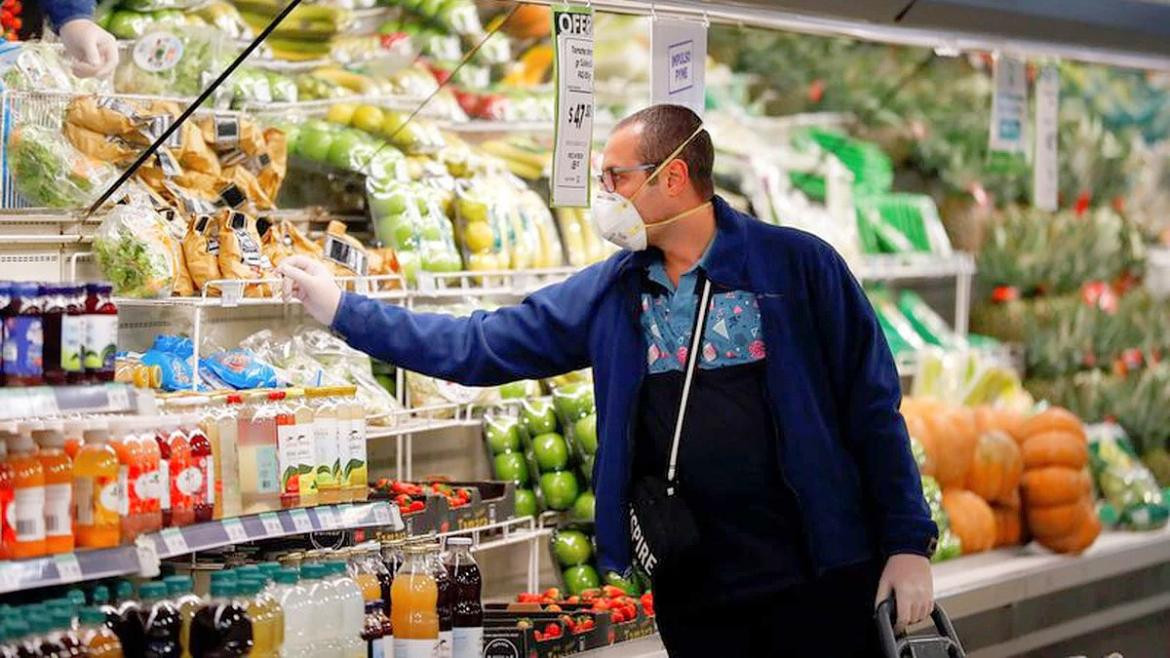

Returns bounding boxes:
[616,104,714,199]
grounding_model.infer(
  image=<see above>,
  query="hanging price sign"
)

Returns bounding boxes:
[1033,63,1059,211]
[651,16,707,116]
[989,54,1027,155]
[550,4,594,208]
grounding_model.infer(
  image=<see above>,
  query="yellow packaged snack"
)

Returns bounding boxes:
[218,210,273,297]
[64,123,136,164]
[178,122,222,177]
[183,214,223,294]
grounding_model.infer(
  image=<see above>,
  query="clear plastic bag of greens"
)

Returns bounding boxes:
[115,27,234,97]
[94,198,177,299]
[0,42,109,93]
[7,123,118,209]
[1088,423,1169,531]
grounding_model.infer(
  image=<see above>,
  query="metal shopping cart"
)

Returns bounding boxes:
[875,597,965,658]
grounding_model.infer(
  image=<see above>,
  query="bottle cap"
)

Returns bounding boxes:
[91,585,110,605]
[164,575,193,596]
[274,568,300,585]
[67,588,86,609]
[114,579,135,602]
[79,607,106,626]
[139,581,168,601]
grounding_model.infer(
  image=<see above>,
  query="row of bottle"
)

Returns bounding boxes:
[1,282,118,386]
[0,539,483,658]
[0,387,367,559]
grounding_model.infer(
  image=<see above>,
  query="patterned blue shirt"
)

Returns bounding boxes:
[640,245,767,374]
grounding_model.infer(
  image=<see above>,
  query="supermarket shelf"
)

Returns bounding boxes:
[0,384,152,421]
[855,252,976,282]
[0,502,400,594]
[112,275,409,309]
[367,402,478,439]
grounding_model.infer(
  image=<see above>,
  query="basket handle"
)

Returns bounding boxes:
[875,596,965,658]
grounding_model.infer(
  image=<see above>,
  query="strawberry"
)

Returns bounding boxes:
[610,610,625,624]
[543,623,561,639]
[590,599,609,612]
[408,500,425,512]
[516,593,541,603]
[543,587,561,600]
[545,604,561,612]
[566,595,580,604]
[580,588,600,601]
[533,630,544,642]
[602,586,625,599]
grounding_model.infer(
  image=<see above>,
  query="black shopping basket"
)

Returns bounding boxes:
[875,597,965,658]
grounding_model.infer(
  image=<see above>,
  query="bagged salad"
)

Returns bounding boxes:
[8,123,118,209]
[94,198,177,298]
[115,28,235,97]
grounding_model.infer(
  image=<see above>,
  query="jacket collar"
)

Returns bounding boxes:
[616,195,750,289]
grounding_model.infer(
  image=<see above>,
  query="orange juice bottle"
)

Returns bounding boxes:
[63,419,85,461]
[73,418,121,548]
[109,419,144,542]
[0,423,17,559]
[9,421,46,558]
[391,545,438,657]
[135,418,163,535]
[32,419,74,553]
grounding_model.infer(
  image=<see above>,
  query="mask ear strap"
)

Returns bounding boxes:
[631,123,706,198]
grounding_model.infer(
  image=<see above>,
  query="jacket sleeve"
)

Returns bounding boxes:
[331,265,602,387]
[811,248,938,558]
[47,0,96,29]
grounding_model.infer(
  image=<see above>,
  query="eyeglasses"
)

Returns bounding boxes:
[597,163,659,193]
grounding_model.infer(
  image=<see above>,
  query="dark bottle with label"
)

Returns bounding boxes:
[444,537,483,658]
[4,283,43,386]
[83,284,117,383]
[61,286,86,384]
[430,543,454,656]
[40,285,67,385]
[190,573,253,658]
[112,585,144,658]
[139,582,181,658]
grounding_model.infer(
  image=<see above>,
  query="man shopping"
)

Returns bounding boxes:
[280,104,937,657]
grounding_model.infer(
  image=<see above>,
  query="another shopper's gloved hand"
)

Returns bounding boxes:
[59,19,119,78]
[278,255,343,327]
[875,553,934,634]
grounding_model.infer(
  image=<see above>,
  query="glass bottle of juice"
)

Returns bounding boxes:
[444,538,482,658]
[164,417,194,528]
[288,389,317,509]
[7,421,46,558]
[61,285,87,384]
[154,419,177,528]
[80,606,123,658]
[135,418,163,535]
[362,599,391,658]
[191,572,253,658]
[0,429,14,559]
[163,576,202,658]
[238,393,280,515]
[307,389,341,505]
[83,284,118,384]
[112,584,144,658]
[350,547,381,604]
[215,395,244,520]
[40,285,67,385]
[31,419,72,554]
[391,545,438,658]
[272,390,314,510]
[62,418,84,461]
[185,414,214,523]
[73,418,121,549]
[428,543,454,658]
[140,581,181,658]
[4,283,43,386]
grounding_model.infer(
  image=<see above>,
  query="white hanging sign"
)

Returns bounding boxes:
[989,54,1027,154]
[651,16,707,116]
[1033,63,1060,211]
[551,4,595,208]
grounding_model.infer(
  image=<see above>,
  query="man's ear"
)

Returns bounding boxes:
[664,159,691,197]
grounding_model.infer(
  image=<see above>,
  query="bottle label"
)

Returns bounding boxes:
[4,316,43,378]
[344,417,368,487]
[155,459,171,511]
[277,424,317,497]
[118,465,134,515]
[394,639,436,658]
[44,482,71,537]
[196,454,215,505]
[84,315,118,371]
[452,628,482,658]
[254,445,280,494]
[313,418,340,489]
[438,631,453,658]
[75,475,120,528]
[177,465,203,497]
[61,314,85,373]
[13,485,45,541]
[0,481,13,547]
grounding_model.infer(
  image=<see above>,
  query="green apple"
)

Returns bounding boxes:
[562,565,600,596]
[500,381,535,399]
[370,190,410,218]
[438,251,463,273]
[493,453,529,486]
[604,571,641,596]
[554,382,595,421]
[574,414,597,455]
[421,222,443,242]
[521,401,558,435]
[326,131,366,170]
[391,219,419,250]
[514,488,537,517]
[533,433,569,472]
[486,421,522,455]
[295,129,334,162]
[551,530,592,567]
[540,471,579,511]
[302,118,335,134]
[396,250,420,283]
[572,491,595,523]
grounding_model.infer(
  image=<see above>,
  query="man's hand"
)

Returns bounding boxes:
[875,553,934,633]
[278,255,342,326]
[59,19,119,78]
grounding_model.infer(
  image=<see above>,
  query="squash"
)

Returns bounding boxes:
[930,408,979,488]
[1021,467,1092,507]
[942,489,996,554]
[968,430,1024,504]
[992,504,1023,547]
[1021,430,1089,470]
[1037,507,1101,554]
[1015,407,1085,444]
[1027,498,1094,538]
[974,405,1026,439]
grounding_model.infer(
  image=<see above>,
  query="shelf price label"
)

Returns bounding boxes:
[160,528,189,556]
[651,16,707,116]
[135,536,161,578]
[290,509,313,534]
[260,512,284,536]
[54,553,82,582]
[373,504,393,526]
[550,3,594,208]
[1033,62,1059,211]
[316,507,338,529]
[222,518,248,544]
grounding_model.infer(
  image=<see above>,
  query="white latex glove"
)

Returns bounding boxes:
[875,553,934,634]
[59,18,119,78]
[278,255,342,327]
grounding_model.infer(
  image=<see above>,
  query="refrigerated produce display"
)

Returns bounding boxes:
[2,0,1170,656]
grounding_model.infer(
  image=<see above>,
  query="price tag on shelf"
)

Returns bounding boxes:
[219,281,244,308]
[222,518,248,544]
[135,536,161,578]
[651,16,707,116]
[160,528,189,555]
[0,564,17,592]
[105,385,131,412]
[316,507,338,530]
[337,503,355,526]
[290,509,313,534]
[53,553,82,582]
[373,504,393,526]
[259,513,284,536]
[550,3,594,208]
[1033,62,1059,211]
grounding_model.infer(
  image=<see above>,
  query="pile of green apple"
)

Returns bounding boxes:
[368,180,463,283]
[287,118,408,182]
[551,528,643,597]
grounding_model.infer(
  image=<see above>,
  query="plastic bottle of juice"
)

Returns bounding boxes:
[307,389,341,505]
[184,414,214,524]
[391,545,438,658]
[153,418,177,528]
[73,418,120,548]
[200,404,223,522]
[339,390,367,502]
[0,428,14,559]
[108,419,142,542]
[258,568,284,653]
[326,560,365,658]
[215,395,243,520]
[163,575,202,658]
[239,393,281,515]
[84,283,118,384]
[165,416,196,528]
[91,585,118,628]
[273,568,309,658]
[444,538,482,658]
[6,617,34,658]
[62,418,85,461]
[298,564,338,657]
[80,606,123,658]
[49,604,83,655]
[272,391,314,510]
[7,421,45,558]
[287,390,317,509]
[191,572,253,658]
[30,419,72,554]
[112,583,144,658]
[140,581,181,658]
[237,577,275,658]
[134,418,164,535]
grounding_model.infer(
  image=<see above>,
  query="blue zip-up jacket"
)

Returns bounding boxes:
[334,196,938,576]
[45,0,96,30]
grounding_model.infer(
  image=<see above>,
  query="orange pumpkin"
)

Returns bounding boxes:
[1027,498,1094,538]
[967,430,1024,504]
[1021,431,1089,470]
[973,406,1026,438]
[992,504,1023,547]
[1015,407,1085,444]
[1021,467,1092,507]
[1000,487,1021,509]
[1037,506,1101,554]
[942,489,996,554]
[930,408,979,488]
